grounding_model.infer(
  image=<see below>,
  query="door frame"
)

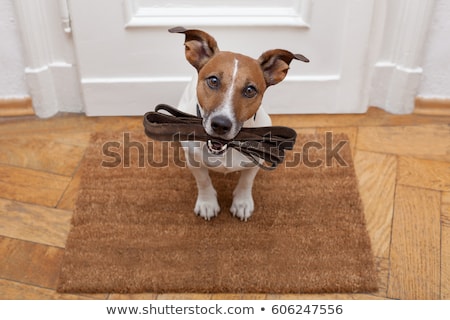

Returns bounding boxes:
[14,0,435,117]
[13,0,83,118]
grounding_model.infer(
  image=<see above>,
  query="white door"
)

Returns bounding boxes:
[66,0,432,116]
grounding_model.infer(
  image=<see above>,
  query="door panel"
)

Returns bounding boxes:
[68,0,375,115]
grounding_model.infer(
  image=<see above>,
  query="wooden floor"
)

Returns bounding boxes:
[0,107,449,300]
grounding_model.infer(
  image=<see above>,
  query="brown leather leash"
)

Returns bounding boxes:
[143,104,297,170]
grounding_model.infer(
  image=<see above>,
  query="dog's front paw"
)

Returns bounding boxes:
[194,196,220,221]
[230,194,254,221]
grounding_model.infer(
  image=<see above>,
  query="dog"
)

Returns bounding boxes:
[170,27,309,221]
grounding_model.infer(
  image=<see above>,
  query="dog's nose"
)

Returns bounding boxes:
[211,116,232,135]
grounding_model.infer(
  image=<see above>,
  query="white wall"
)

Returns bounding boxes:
[418,0,450,99]
[0,0,28,98]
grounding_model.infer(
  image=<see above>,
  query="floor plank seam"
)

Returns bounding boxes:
[440,219,443,299]
[0,196,61,211]
[55,147,87,209]
[396,182,448,193]
[385,155,400,299]
[0,234,67,250]
[0,276,58,292]
[0,162,73,179]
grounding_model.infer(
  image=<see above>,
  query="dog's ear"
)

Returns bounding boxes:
[258,49,309,87]
[169,26,219,71]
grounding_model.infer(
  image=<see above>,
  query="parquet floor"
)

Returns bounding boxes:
[0,107,449,300]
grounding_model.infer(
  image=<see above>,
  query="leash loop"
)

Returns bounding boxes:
[143,104,296,170]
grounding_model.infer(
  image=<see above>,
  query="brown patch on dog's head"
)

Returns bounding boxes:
[169,26,219,71]
[258,49,309,87]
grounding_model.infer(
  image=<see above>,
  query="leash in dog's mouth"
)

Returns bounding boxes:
[143,104,297,170]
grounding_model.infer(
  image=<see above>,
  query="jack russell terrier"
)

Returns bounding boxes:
[170,27,309,221]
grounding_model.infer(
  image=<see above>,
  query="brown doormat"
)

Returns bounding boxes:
[57,131,378,294]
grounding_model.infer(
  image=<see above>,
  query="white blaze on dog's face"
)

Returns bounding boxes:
[169,26,309,142]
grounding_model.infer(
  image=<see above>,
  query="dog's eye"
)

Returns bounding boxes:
[206,76,220,89]
[243,85,258,98]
